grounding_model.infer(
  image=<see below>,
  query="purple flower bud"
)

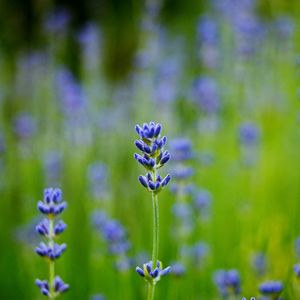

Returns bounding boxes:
[135,125,143,135]
[161,174,171,187]
[54,276,69,293]
[155,181,161,190]
[134,153,144,166]
[138,176,149,188]
[294,264,300,277]
[171,262,186,276]
[159,266,171,276]
[135,140,144,152]
[136,266,145,277]
[151,268,159,278]
[148,181,156,190]
[36,219,49,236]
[54,221,67,235]
[143,144,151,154]
[160,152,170,165]
[154,124,162,137]
[143,123,149,131]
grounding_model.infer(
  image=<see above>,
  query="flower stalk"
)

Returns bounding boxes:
[134,122,171,300]
[35,188,69,298]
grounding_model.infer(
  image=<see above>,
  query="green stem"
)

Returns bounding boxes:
[151,190,159,268]
[147,283,155,300]
[148,168,159,300]
[49,217,55,299]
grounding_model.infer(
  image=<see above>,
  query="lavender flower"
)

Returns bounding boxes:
[194,189,212,219]
[214,269,241,297]
[197,15,219,46]
[197,15,219,68]
[294,264,300,277]
[44,9,70,34]
[192,242,210,266]
[14,112,37,140]
[134,122,171,194]
[87,162,109,200]
[134,122,171,298]
[239,122,260,146]
[43,151,62,185]
[35,188,69,298]
[136,260,171,285]
[170,261,186,277]
[37,188,67,217]
[193,76,220,115]
[92,211,131,272]
[169,138,194,195]
[251,252,266,276]
[259,281,283,299]
[154,59,180,103]
[170,138,194,162]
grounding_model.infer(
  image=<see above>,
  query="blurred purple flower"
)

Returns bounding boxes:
[214,269,241,297]
[274,16,294,39]
[44,8,70,33]
[14,113,37,140]
[239,122,260,146]
[251,252,266,276]
[43,151,62,184]
[194,189,212,218]
[193,77,220,114]
[88,162,109,199]
[197,15,218,45]
[171,261,186,276]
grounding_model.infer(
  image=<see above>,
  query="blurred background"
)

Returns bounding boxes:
[0,0,300,299]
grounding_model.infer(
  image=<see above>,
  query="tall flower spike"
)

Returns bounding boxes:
[35,188,69,298]
[134,122,171,300]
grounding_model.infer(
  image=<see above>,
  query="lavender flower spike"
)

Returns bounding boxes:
[35,188,69,298]
[134,122,171,300]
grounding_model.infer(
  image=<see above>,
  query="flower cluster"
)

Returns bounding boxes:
[214,269,241,297]
[92,211,131,272]
[35,188,69,297]
[134,122,171,194]
[259,281,283,299]
[136,260,171,285]
[35,276,69,297]
[37,188,67,216]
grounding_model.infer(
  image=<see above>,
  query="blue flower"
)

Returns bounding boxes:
[134,122,171,193]
[193,76,220,115]
[35,188,69,297]
[136,260,171,285]
[259,281,283,296]
[169,138,194,162]
[239,122,260,146]
[214,269,241,297]
[294,264,300,277]
[37,188,67,216]
[170,261,186,277]
[35,276,69,297]
[251,252,266,276]
[35,242,67,260]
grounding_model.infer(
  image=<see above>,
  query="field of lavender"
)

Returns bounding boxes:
[0,1,300,300]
